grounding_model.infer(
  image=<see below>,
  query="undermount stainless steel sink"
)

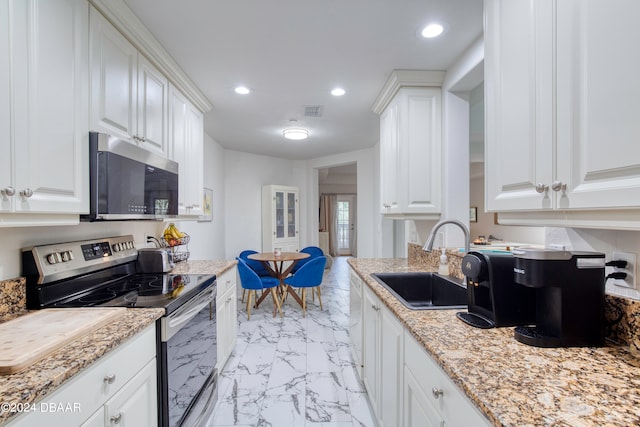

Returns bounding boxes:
[370,272,467,310]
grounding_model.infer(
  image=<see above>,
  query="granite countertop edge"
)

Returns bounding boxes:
[347,257,640,427]
[0,308,164,425]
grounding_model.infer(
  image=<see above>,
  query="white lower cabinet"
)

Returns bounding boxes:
[216,266,238,371]
[5,325,157,427]
[403,331,491,427]
[362,285,403,427]
[349,270,363,379]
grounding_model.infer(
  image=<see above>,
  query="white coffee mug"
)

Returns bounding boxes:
[274,248,282,256]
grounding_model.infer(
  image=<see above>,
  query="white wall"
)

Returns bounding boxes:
[546,228,640,300]
[223,150,299,259]
[175,133,227,260]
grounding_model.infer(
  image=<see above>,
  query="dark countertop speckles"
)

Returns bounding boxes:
[348,258,640,427]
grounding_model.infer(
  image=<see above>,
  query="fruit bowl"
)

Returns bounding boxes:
[161,234,190,248]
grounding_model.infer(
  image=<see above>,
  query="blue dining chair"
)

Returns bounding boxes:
[236,258,282,320]
[290,246,324,274]
[238,250,272,303]
[283,256,326,316]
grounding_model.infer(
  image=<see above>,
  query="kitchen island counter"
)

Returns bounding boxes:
[348,258,640,427]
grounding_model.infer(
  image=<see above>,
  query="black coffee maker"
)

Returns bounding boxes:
[512,249,606,347]
[457,251,536,329]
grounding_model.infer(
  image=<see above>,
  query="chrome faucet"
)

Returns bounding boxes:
[422,219,470,254]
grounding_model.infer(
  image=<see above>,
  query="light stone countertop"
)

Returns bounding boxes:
[0,308,164,425]
[348,258,640,427]
[170,259,237,276]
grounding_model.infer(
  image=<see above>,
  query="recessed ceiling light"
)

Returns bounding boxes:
[234,86,251,95]
[420,23,445,39]
[331,88,346,97]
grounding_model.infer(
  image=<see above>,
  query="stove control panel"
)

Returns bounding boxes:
[22,235,138,284]
[81,241,113,260]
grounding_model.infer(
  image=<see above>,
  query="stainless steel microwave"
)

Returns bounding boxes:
[82,132,179,221]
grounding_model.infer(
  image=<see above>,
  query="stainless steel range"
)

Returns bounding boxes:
[22,235,218,427]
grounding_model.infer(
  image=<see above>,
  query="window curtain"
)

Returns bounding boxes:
[319,194,338,256]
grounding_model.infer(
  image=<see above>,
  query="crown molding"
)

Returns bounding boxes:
[90,0,213,113]
[371,70,445,114]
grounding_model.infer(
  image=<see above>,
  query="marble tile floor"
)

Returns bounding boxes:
[207,256,377,427]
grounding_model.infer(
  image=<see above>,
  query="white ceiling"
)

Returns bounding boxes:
[123,0,484,160]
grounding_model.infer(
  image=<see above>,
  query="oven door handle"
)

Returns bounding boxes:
[168,299,211,329]
[168,288,215,330]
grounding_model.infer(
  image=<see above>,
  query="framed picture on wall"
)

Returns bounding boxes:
[199,188,213,222]
[469,206,478,223]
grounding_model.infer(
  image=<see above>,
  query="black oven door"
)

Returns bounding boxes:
[159,285,217,427]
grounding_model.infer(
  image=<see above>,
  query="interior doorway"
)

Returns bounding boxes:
[318,163,357,257]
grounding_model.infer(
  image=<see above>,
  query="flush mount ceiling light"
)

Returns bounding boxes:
[420,23,445,38]
[282,120,309,140]
[331,87,346,97]
[234,85,252,95]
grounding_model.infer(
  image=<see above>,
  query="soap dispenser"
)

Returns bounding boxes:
[438,247,450,276]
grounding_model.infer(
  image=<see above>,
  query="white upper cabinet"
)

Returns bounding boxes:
[168,85,204,217]
[485,0,640,227]
[484,0,554,212]
[1,0,89,219]
[373,71,444,219]
[0,1,10,211]
[555,0,640,210]
[90,6,169,157]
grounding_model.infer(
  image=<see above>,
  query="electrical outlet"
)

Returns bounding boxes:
[610,252,637,289]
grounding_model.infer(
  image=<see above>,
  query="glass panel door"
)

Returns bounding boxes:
[275,191,284,239]
[287,192,296,238]
[337,200,350,255]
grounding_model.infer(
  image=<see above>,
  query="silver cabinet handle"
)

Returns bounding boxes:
[1,186,15,197]
[103,374,116,384]
[20,188,33,198]
[432,387,444,399]
[110,412,122,424]
[535,183,548,194]
[551,181,566,192]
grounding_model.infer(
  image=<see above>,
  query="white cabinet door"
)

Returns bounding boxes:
[556,0,640,209]
[378,86,442,218]
[399,88,442,215]
[104,360,157,427]
[484,0,554,212]
[79,408,104,427]
[137,55,169,156]
[349,270,363,379]
[184,103,204,215]
[362,285,403,427]
[380,304,403,427]
[9,0,88,214]
[90,6,137,141]
[380,98,399,214]
[216,267,237,371]
[168,85,204,217]
[0,0,11,212]
[403,366,444,427]
[362,287,380,420]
